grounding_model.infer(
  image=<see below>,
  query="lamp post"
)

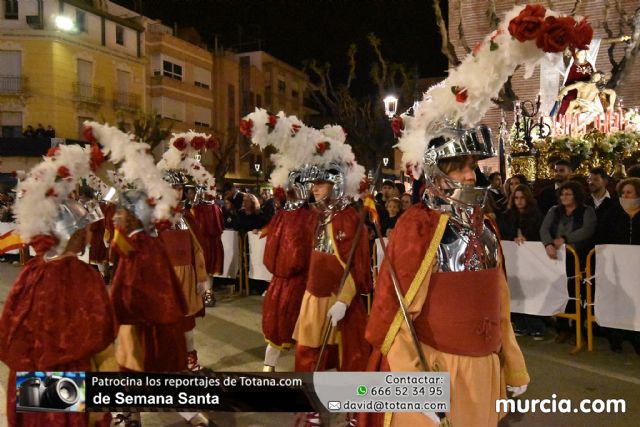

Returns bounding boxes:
[513,95,551,152]
[383,95,398,119]
[253,162,261,194]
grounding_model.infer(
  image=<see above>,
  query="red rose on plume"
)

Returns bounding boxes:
[173,137,187,151]
[536,16,574,53]
[57,166,71,179]
[391,116,404,137]
[193,165,201,170]
[83,126,96,143]
[291,124,301,135]
[205,136,218,150]
[572,18,593,51]
[10,170,17,177]
[267,114,278,133]
[472,41,483,56]
[508,4,546,42]
[451,86,468,103]
[47,146,60,157]
[358,178,370,194]
[90,143,105,172]
[316,141,330,155]
[190,136,206,150]
[240,118,253,137]
[146,197,157,206]
[45,188,57,197]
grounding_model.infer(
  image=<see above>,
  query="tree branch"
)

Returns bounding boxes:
[486,0,500,30]
[457,0,471,54]
[432,0,460,66]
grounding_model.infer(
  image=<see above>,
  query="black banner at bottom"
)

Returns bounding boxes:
[86,371,318,412]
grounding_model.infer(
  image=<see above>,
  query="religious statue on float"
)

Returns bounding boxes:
[556,49,595,116]
[558,71,617,117]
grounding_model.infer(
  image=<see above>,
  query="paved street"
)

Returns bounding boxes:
[1,261,639,427]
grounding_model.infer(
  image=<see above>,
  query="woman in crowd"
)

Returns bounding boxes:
[400,192,412,211]
[381,197,402,237]
[222,197,237,230]
[498,184,546,339]
[540,180,597,343]
[503,174,528,209]
[597,177,640,354]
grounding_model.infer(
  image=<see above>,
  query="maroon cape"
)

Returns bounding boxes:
[262,207,317,348]
[0,256,116,427]
[190,203,224,275]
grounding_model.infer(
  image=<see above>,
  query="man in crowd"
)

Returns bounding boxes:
[587,167,616,221]
[537,159,574,214]
[487,171,506,212]
[223,181,245,212]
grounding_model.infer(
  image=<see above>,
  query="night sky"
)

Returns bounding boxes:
[113,0,448,86]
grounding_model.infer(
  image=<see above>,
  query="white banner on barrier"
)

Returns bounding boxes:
[214,229,240,279]
[502,241,569,316]
[594,245,640,332]
[375,238,388,272]
[247,232,273,282]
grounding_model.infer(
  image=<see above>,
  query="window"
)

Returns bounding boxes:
[1,111,22,138]
[116,25,124,46]
[4,0,18,19]
[277,79,286,93]
[194,121,210,128]
[194,81,209,89]
[76,10,86,32]
[162,60,182,81]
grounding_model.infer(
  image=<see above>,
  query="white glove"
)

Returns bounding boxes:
[327,301,347,327]
[421,412,441,424]
[196,281,209,296]
[507,384,528,397]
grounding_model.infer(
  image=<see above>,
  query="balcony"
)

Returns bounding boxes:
[73,82,105,105]
[0,76,29,95]
[113,91,141,112]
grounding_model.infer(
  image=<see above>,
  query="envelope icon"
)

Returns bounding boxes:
[328,401,341,410]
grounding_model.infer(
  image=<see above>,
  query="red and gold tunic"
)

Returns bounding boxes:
[110,230,188,372]
[0,255,116,427]
[262,207,317,350]
[88,202,115,264]
[293,206,371,372]
[190,203,225,275]
[360,205,529,427]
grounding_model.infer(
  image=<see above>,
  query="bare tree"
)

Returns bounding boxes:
[211,128,238,185]
[117,111,173,153]
[304,34,417,172]
[603,3,640,90]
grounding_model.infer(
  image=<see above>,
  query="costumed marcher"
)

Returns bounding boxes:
[186,183,225,307]
[0,144,117,427]
[85,173,116,275]
[358,4,590,425]
[241,110,319,372]
[86,122,215,427]
[159,170,209,372]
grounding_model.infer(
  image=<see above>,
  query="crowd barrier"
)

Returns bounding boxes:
[585,245,640,351]
[214,229,240,280]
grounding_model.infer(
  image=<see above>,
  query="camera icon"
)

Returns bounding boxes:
[18,376,81,410]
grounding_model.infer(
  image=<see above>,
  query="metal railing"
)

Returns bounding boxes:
[113,91,141,111]
[72,82,104,104]
[0,75,28,94]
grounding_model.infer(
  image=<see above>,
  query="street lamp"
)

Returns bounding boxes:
[382,157,389,167]
[383,95,398,119]
[253,162,261,194]
[54,15,75,32]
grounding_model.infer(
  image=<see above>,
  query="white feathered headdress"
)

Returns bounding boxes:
[241,108,366,198]
[397,4,592,177]
[156,131,218,196]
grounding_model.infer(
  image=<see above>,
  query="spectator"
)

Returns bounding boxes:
[537,159,574,215]
[45,125,55,138]
[400,193,412,211]
[540,180,596,343]
[627,164,640,179]
[487,172,506,211]
[394,182,405,199]
[222,181,245,212]
[235,193,267,234]
[498,184,546,339]
[586,167,616,222]
[22,125,35,137]
[222,198,237,229]
[503,174,528,206]
[375,179,395,231]
[596,178,640,353]
[381,197,402,237]
[35,123,46,138]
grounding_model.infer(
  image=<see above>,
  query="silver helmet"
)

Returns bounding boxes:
[299,162,346,204]
[423,124,495,211]
[50,199,102,253]
[162,170,188,186]
[117,189,154,231]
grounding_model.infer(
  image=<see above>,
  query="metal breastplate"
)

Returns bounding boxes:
[436,222,499,272]
[313,214,335,254]
[173,214,189,231]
